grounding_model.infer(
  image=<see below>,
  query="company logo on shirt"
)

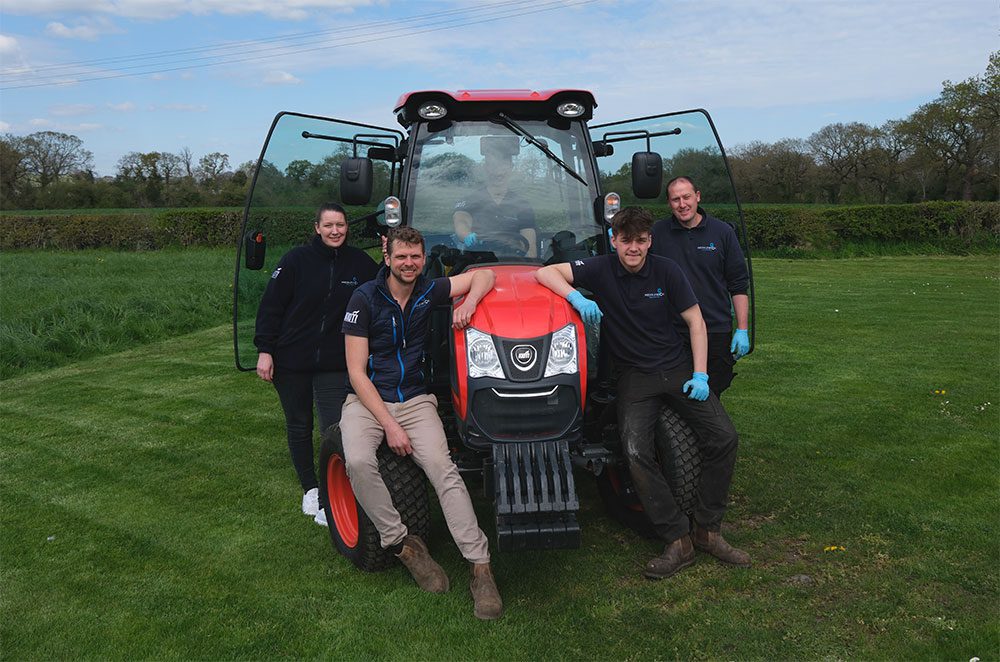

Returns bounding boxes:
[644,288,665,299]
[416,299,431,307]
[344,310,360,324]
[270,267,282,279]
[574,260,584,266]
[341,276,359,286]
[697,242,718,252]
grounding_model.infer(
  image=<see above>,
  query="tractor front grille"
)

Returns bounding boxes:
[470,385,578,441]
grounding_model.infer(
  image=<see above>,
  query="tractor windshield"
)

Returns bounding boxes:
[405,119,601,263]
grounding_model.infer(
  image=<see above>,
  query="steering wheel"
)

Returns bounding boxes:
[472,231,530,257]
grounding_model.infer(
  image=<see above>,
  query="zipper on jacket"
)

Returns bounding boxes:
[314,260,337,365]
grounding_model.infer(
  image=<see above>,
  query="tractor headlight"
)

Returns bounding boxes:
[556,101,586,118]
[543,324,578,377]
[418,101,448,120]
[466,328,503,379]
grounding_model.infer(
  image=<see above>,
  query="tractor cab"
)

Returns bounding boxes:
[233,90,754,560]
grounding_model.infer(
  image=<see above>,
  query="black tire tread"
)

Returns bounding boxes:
[319,426,430,572]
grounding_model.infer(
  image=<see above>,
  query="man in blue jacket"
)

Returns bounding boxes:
[339,226,503,620]
[651,177,750,395]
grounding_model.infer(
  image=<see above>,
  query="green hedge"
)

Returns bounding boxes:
[2,202,997,252]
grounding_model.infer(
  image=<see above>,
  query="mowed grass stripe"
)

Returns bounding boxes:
[2,257,998,659]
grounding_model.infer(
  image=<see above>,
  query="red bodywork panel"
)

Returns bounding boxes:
[452,264,588,421]
[394,89,597,112]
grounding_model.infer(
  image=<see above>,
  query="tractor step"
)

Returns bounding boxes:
[489,440,581,551]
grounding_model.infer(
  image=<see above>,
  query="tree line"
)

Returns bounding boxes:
[1,53,995,211]
[732,52,997,204]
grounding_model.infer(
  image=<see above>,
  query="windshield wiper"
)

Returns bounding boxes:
[493,113,587,186]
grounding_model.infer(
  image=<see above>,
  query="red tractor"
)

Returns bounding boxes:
[233,90,754,569]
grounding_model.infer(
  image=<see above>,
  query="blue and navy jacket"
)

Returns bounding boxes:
[254,235,379,372]
[650,209,749,334]
[341,267,451,403]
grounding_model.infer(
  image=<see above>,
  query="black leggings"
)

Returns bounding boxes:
[272,368,348,492]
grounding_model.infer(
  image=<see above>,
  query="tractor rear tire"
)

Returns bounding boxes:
[319,424,430,572]
[595,404,702,537]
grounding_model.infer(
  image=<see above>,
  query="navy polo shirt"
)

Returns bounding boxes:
[650,209,748,334]
[454,188,536,234]
[571,254,699,372]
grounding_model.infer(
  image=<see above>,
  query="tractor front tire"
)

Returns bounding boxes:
[595,404,702,537]
[319,425,430,572]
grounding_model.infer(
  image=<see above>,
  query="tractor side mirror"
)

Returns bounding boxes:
[340,157,373,205]
[244,230,266,270]
[631,151,662,199]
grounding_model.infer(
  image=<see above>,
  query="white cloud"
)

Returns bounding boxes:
[45,16,121,40]
[159,103,208,112]
[29,118,52,126]
[50,103,95,116]
[0,34,20,54]
[262,70,301,85]
[3,0,376,20]
[108,102,136,111]
[0,121,11,131]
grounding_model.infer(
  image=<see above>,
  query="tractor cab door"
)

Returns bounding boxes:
[589,109,755,351]
[233,112,403,370]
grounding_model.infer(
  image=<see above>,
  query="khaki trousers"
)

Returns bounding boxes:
[340,393,490,564]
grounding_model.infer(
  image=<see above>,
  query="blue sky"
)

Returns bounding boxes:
[0,0,995,176]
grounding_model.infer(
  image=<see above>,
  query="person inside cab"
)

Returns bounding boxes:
[453,136,537,257]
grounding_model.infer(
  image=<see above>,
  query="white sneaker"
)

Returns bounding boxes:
[302,487,320,517]
[314,508,328,527]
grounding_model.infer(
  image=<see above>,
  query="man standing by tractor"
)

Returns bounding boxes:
[339,226,504,620]
[535,207,750,579]
[651,176,750,395]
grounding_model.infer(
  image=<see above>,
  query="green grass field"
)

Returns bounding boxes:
[1,255,998,659]
[0,249,232,379]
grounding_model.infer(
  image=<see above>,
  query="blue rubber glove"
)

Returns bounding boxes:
[566,290,603,325]
[463,232,478,248]
[730,328,750,359]
[682,371,710,401]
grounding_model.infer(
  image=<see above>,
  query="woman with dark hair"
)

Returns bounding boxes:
[254,203,379,525]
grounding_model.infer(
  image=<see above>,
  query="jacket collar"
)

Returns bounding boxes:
[669,207,709,231]
[309,234,340,259]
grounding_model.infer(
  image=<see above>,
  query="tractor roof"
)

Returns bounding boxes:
[393,89,598,127]
[394,89,597,111]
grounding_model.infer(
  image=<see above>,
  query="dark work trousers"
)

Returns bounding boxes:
[617,365,739,543]
[272,368,348,493]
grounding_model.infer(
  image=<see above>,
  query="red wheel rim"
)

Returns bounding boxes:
[325,454,359,548]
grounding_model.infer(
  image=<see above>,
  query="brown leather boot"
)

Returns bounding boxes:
[470,562,503,620]
[643,535,695,579]
[692,526,751,567]
[395,534,450,593]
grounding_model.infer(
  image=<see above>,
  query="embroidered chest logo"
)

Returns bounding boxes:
[697,242,718,252]
[344,310,360,324]
[644,288,665,299]
[270,267,282,279]
[341,276,359,286]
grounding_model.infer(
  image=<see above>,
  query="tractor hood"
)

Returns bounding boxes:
[468,265,577,339]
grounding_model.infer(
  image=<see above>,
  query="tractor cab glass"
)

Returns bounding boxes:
[404,119,602,265]
[233,112,402,370]
[590,110,739,206]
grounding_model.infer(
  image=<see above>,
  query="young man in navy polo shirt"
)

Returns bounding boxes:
[651,176,750,395]
[535,207,750,579]
[340,226,503,620]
